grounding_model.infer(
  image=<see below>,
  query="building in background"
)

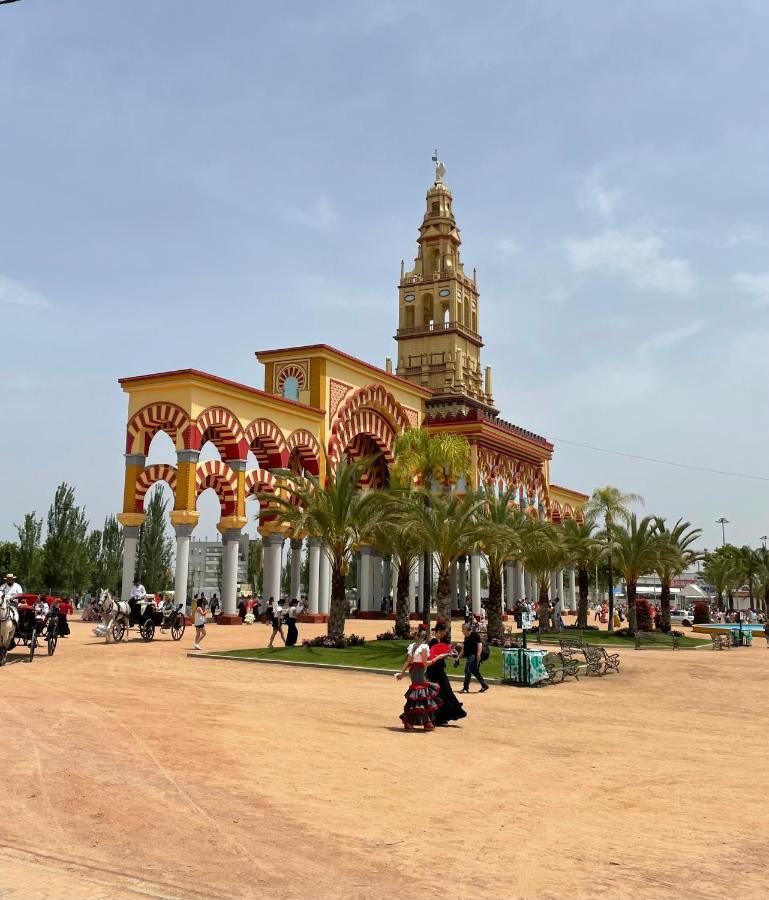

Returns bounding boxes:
[187,535,250,599]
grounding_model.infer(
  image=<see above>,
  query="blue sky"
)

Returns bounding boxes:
[1,0,768,551]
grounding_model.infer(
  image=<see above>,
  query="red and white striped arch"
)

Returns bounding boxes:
[285,428,321,476]
[195,460,238,516]
[134,464,178,512]
[126,402,191,454]
[244,418,288,470]
[332,383,411,435]
[328,409,396,467]
[192,406,248,460]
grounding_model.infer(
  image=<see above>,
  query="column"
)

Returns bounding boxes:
[504,562,515,610]
[550,572,557,600]
[290,538,303,600]
[457,555,467,607]
[372,553,383,608]
[359,546,372,612]
[382,556,392,603]
[221,528,241,617]
[307,538,321,614]
[408,560,417,613]
[449,562,458,611]
[516,563,525,602]
[318,544,331,615]
[263,533,284,602]
[173,525,193,607]
[569,567,577,610]
[470,552,482,615]
[557,569,565,602]
[525,570,534,600]
[121,526,140,602]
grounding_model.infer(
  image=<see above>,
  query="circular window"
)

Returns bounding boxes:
[439,289,450,297]
[404,293,415,303]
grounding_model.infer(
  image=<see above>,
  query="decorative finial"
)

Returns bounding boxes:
[431,149,445,184]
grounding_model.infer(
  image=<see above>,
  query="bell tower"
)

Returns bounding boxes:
[395,156,496,414]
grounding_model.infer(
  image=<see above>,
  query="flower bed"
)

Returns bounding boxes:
[302,633,366,649]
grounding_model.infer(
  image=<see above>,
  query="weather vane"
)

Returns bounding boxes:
[431,149,445,184]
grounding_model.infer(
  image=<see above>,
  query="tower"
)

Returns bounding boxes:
[395,157,496,414]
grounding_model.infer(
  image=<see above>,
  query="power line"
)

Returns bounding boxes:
[551,437,769,483]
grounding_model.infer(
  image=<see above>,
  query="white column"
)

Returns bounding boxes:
[557,569,565,603]
[221,528,241,616]
[318,544,331,614]
[359,547,372,612]
[525,570,534,600]
[504,562,516,610]
[121,526,140,602]
[372,553,383,607]
[408,560,417,613]
[290,538,303,600]
[516,564,525,602]
[458,555,467,606]
[569,568,577,610]
[173,528,192,610]
[263,533,284,602]
[470,552,482,614]
[307,538,320,614]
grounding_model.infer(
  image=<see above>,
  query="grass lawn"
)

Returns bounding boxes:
[531,629,709,649]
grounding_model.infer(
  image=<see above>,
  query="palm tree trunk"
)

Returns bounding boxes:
[576,566,590,629]
[716,591,724,612]
[627,582,638,635]
[764,585,769,616]
[394,561,411,638]
[660,582,671,633]
[538,579,552,631]
[435,568,451,640]
[327,566,347,641]
[727,590,734,612]
[422,550,431,628]
[487,565,504,641]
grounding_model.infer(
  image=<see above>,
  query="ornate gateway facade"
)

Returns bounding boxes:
[117,162,587,621]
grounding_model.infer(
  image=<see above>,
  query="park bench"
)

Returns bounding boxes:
[581,644,606,676]
[596,646,620,673]
[559,638,584,658]
[634,631,681,650]
[543,651,580,683]
[709,633,730,650]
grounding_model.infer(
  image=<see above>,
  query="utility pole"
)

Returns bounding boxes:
[716,517,729,547]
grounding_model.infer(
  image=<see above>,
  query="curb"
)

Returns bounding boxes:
[186,652,503,684]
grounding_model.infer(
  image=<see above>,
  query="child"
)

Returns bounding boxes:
[193,597,210,650]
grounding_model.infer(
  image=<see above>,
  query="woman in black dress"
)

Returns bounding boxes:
[427,621,467,726]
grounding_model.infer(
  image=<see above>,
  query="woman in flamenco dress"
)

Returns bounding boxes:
[395,625,441,731]
[426,620,467,726]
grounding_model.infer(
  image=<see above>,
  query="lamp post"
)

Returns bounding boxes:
[761,535,767,550]
[716,517,729,547]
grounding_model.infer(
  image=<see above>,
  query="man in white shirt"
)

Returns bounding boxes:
[131,578,153,615]
[1,573,23,607]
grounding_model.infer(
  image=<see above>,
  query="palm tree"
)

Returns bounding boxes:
[736,546,760,611]
[264,456,385,641]
[584,486,643,631]
[701,553,738,612]
[652,518,702,632]
[391,429,470,624]
[389,489,485,638]
[754,548,769,615]
[518,518,567,631]
[611,515,659,635]
[476,487,524,640]
[561,519,602,629]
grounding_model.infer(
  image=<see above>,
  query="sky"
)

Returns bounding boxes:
[1,0,768,551]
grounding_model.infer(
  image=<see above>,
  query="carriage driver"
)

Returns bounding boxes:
[1,573,23,607]
[130,577,150,615]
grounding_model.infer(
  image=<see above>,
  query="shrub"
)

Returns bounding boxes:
[565,623,599,631]
[693,601,710,624]
[635,598,653,632]
[301,634,366,649]
[375,629,398,640]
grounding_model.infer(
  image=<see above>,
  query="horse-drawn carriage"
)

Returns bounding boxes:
[98,591,185,643]
[0,595,61,665]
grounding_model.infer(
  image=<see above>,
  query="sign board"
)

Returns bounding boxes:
[521,612,535,630]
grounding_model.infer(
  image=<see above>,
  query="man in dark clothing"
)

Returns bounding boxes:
[457,623,489,694]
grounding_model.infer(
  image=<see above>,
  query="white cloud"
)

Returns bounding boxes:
[494,237,522,257]
[733,271,769,307]
[723,225,769,249]
[578,171,622,222]
[278,195,338,229]
[0,276,52,310]
[564,229,696,294]
[637,320,708,355]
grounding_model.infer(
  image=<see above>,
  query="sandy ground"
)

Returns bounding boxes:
[0,618,766,900]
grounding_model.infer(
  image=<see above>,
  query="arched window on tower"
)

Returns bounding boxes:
[282,376,300,401]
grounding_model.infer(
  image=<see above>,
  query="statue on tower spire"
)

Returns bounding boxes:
[431,149,445,184]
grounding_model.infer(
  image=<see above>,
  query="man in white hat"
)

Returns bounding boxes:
[1,573,23,607]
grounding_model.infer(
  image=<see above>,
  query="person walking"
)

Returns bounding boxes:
[285,598,305,646]
[764,618,769,649]
[268,597,285,647]
[426,621,466,726]
[395,625,440,732]
[193,596,210,650]
[456,622,489,694]
[553,595,564,632]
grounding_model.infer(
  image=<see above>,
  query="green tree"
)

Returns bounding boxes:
[42,483,90,593]
[139,486,173,591]
[265,456,385,641]
[561,519,602,629]
[701,552,739,611]
[585,486,643,631]
[519,518,567,631]
[248,539,263,596]
[476,487,523,640]
[93,516,124,594]
[15,513,43,589]
[611,514,660,635]
[652,518,702,632]
[754,548,769,614]
[736,545,760,610]
[0,541,19,579]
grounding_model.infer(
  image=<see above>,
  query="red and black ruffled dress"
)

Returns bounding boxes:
[400,646,441,728]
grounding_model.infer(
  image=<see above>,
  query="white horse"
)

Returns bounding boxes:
[0,591,19,666]
[95,589,131,642]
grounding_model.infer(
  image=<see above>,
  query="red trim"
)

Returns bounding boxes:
[119,369,325,415]
[255,343,433,398]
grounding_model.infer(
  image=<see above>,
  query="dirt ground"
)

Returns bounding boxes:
[1,618,766,900]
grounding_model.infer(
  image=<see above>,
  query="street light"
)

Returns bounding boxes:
[761,535,767,550]
[716,517,729,547]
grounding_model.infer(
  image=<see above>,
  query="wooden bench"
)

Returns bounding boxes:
[709,633,730,650]
[634,631,681,650]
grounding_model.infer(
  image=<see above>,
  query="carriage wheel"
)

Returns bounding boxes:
[112,620,127,643]
[47,632,58,656]
[28,628,37,662]
[171,615,185,641]
[140,619,155,642]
